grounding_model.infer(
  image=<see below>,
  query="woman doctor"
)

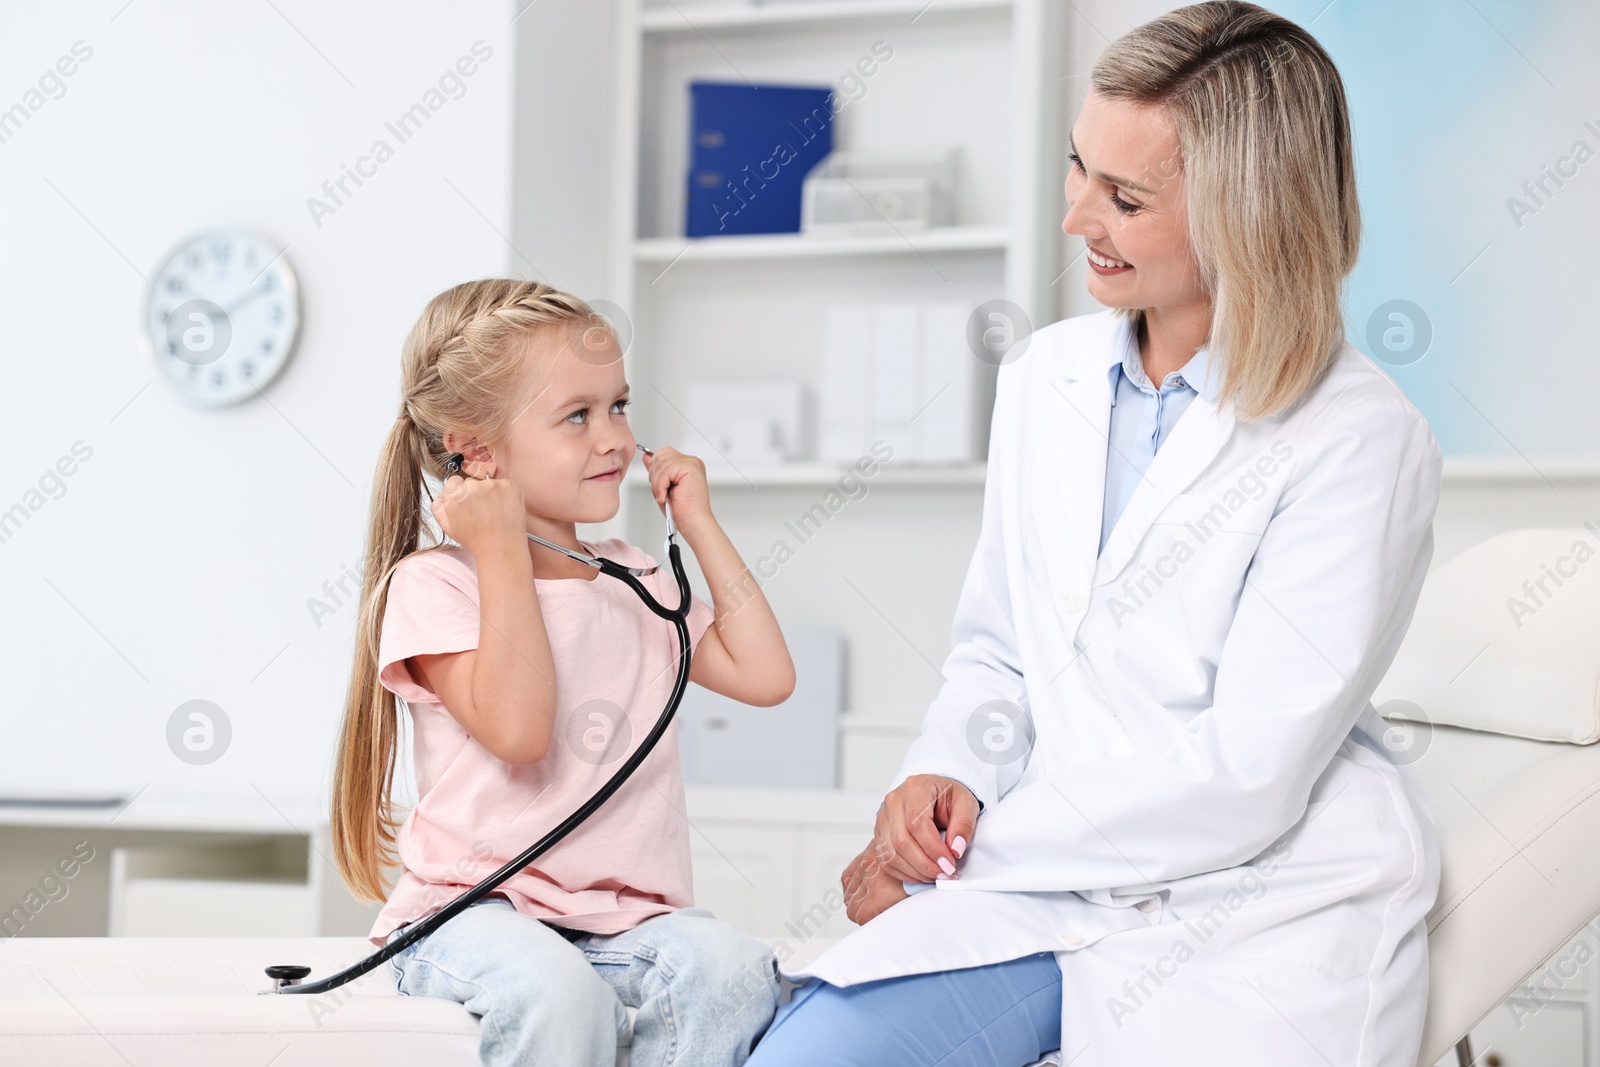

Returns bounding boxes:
[746,3,1442,1065]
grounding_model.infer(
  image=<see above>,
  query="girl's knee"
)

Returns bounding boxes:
[700,930,782,1033]
[647,914,780,1033]
[676,919,778,989]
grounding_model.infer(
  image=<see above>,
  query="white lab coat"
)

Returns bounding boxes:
[783,309,1444,1066]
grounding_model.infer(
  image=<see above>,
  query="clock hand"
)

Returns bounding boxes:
[221,278,272,315]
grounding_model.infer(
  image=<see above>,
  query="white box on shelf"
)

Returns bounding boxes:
[870,303,919,454]
[915,301,985,463]
[681,381,809,468]
[801,147,958,236]
[819,304,874,462]
[679,625,843,788]
[821,301,991,464]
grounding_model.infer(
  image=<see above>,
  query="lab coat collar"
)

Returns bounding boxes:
[1105,315,1219,405]
[1025,312,1237,610]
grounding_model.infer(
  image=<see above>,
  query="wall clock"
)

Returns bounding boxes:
[141,227,302,407]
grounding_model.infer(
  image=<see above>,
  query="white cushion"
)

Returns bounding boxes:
[1408,722,1600,1063]
[0,934,839,1066]
[0,937,480,1067]
[1374,527,1600,744]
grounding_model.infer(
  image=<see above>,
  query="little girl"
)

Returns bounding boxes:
[331,279,796,1066]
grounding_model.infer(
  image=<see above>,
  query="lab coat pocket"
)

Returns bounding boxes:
[1157,489,1275,539]
[1186,794,1413,981]
[1095,492,1271,651]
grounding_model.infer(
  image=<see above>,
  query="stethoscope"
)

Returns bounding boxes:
[265,442,693,996]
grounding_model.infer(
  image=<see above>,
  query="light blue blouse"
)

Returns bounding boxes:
[1098,322,1217,555]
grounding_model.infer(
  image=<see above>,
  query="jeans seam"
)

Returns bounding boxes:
[591,940,681,1064]
[653,949,682,1067]
[388,956,409,996]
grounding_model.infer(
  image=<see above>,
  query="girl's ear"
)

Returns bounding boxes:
[463,442,496,479]
[442,433,496,478]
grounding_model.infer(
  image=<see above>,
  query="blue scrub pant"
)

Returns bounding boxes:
[744,951,1063,1067]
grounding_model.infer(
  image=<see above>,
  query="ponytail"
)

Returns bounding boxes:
[331,412,435,901]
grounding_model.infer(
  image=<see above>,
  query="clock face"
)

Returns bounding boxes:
[142,228,301,407]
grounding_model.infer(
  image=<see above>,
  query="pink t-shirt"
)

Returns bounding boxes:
[368,538,715,946]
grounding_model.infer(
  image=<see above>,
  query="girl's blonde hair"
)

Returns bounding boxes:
[1092,0,1359,419]
[333,278,612,902]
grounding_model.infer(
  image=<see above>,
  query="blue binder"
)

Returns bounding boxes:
[686,81,835,237]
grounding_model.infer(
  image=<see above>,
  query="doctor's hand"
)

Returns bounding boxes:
[873,774,980,885]
[841,841,910,926]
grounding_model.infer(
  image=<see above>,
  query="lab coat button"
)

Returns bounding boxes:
[1066,591,1087,612]
[1058,929,1084,947]
[1135,897,1157,913]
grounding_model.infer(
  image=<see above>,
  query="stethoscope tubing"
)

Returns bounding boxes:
[273,450,691,996]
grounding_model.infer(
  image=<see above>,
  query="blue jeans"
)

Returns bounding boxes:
[745,952,1063,1067]
[387,896,780,1067]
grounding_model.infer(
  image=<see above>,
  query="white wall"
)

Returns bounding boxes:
[511,0,615,300]
[0,0,518,812]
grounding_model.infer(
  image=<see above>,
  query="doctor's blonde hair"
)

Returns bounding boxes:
[1093,0,1358,420]
[332,278,616,903]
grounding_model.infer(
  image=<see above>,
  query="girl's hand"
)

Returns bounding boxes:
[432,469,527,558]
[841,841,911,925]
[640,446,711,526]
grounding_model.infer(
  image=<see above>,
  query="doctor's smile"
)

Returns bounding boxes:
[1085,247,1132,273]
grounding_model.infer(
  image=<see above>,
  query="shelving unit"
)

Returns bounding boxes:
[597,0,1068,771]
[0,797,380,939]
[633,223,1010,263]
[638,0,1016,35]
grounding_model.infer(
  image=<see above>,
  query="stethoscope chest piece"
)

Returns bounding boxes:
[261,965,311,994]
